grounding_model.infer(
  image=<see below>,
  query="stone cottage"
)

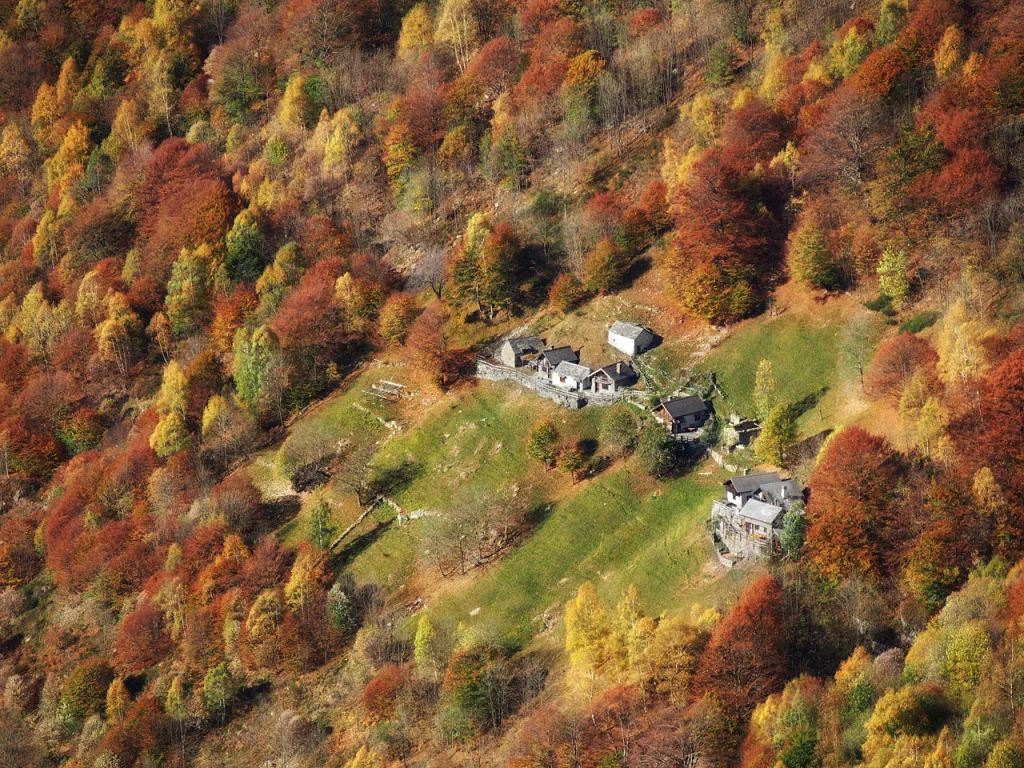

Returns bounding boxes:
[607,321,655,356]
[653,396,711,435]
[498,336,545,368]
[590,361,639,393]
[711,472,803,566]
[551,361,593,391]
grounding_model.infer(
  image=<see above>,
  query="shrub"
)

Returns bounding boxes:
[864,294,896,317]
[789,219,842,291]
[548,273,586,312]
[362,664,407,722]
[899,310,940,334]
[636,424,675,477]
[584,237,630,295]
[59,659,114,724]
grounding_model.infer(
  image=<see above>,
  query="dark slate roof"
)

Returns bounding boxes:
[594,362,637,385]
[732,420,761,432]
[540,346,579,366]
[726,472,782,495]
[504,336,544,354]
[609,321,650,340]
[658,396,710,420]
[759,479,803,508]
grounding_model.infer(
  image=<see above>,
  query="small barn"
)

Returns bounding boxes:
[608,321,655,356]
[551,361,593,391]
[653,396,711,434]
[590,362,638,393]
[498,336,545,368]
[537,346,580,376]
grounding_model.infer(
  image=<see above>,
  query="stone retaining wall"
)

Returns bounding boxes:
[476,359,650,409]
[476,359,585,408]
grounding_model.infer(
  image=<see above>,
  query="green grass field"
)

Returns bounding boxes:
[694,307,885,439]
[696,313,838,419]
[320,379,737,646]
[370,381,604,512]
[425,465,726,645]
[241,367,406,545]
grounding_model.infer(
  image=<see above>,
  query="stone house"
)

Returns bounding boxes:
[712,472,803,566]
[498,336,545,368]
[607,321,655,356]
[551,361,593,391]
[537,346,580,377]
[590,362,638,393]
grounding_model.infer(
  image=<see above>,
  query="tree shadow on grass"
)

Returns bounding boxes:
[253,495,302,543]
[790,386,829,420]
[578,437,599,458]
[619,254,654,291]
[371,460,422,498]
[526,500,555,527]
[330,519,394,574]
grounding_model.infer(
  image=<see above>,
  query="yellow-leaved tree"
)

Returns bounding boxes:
[150,360,190,457]
[435,0,479,73]
[397,3,434,58]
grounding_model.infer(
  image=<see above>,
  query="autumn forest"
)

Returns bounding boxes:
[0,0,1024,765]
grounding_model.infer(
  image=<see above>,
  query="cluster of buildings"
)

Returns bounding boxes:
[496,324,803,567]
[497,320,657,396]
[711,471,804,566]
[495,322,714,437]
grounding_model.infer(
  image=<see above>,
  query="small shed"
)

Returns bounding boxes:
[498,336,545,368]
[551,361,593,391]
[591,362,638,393]
[537,346,580,376]
[653,396,711,435]
[608,321,655,356]
[724,419,761,448]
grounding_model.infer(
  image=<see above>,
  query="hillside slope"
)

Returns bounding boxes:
[0,0,1023,766]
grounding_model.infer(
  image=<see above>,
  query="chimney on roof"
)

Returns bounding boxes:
[617,362,622,374]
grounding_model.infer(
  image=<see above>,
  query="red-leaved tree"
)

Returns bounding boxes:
[693,575,790,718]
[114,598,172,675]
[806,427,906,582]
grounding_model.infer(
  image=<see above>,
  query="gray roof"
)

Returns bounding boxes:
[726,472,782,495]
[659,396,710,420]
[540,346,579,366]
[609,321,651,340]
[738,498,787,527]
[594,362,637,385]
[759,479,802,508]
[503,336,544,354]
[553,361,592,380]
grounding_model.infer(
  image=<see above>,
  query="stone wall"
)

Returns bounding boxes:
[475,359,647,409]
[708,449,742,473]
[476,359,585,408]
[711,500,776,561]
